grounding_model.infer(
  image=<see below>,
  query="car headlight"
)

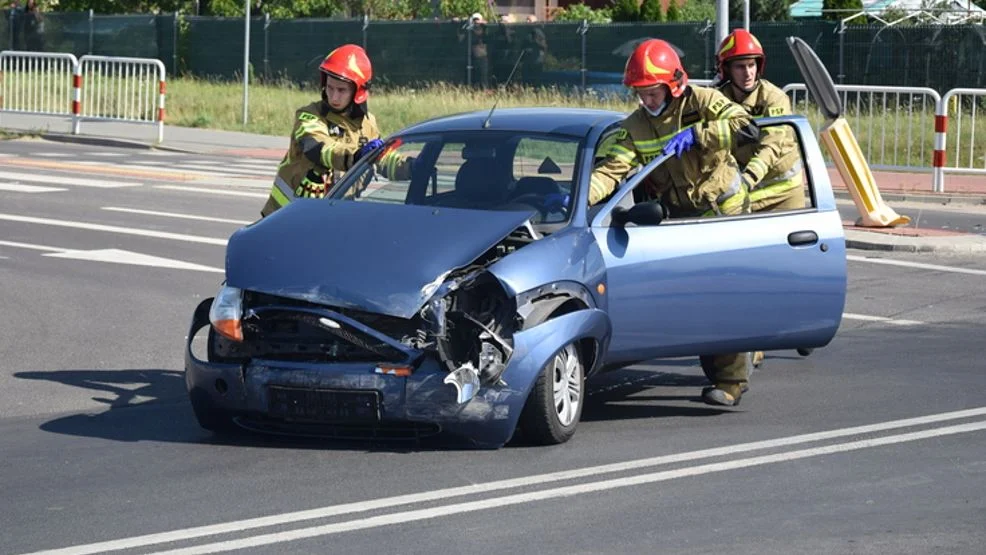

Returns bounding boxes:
[209,284,244,342]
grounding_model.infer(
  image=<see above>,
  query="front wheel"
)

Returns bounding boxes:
[520,342,584,445]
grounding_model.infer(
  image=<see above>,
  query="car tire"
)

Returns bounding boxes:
[520,342,584,445]
[797,347,814,357]
[189,388,237,434]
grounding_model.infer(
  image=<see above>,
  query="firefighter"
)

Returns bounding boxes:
[261,44,412,217]
[589,39,761,406]
[716,29,805,213]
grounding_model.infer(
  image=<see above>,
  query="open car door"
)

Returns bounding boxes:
[590,118,846,367]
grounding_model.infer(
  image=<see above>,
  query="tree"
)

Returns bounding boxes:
[665,0,683,21]
[822,0,864,23]
[611,0,640,22]
[640,0,665,21]
[729,0,792,22]
[552,3,612,23]
[679,0,716,21]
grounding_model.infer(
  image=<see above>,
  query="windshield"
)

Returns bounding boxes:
[331,131,582,225]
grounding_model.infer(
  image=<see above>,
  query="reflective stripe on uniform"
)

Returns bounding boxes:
[606,144,637,164]
[269,175,294,208]
[757,159,803,188]
[633,122,700,157]
[749,172,803,205]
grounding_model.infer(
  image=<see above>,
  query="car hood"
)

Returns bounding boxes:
[225,200,535,319]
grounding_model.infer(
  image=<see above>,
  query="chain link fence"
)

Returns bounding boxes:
[3,11,986,93]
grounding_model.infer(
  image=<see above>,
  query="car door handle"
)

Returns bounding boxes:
[788,230,818,246]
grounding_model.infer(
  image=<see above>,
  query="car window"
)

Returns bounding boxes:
[334,131,582,225]
[625,121,814,222]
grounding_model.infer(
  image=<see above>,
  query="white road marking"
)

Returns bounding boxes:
[0,183,67,193]
[31,152,72,158]
[25,407,986,555]
[843,312,924,326]
[0,170,141,188]
[154,185,268,199]
[149,421,986,554]
[45,248,223,273]
[0,213,228,245]
[87,152,127,157]
[177,163,274,177]
[848,254,986,276]
[0,240,63,252]
[0,240,223,273]
[102,207,253,225]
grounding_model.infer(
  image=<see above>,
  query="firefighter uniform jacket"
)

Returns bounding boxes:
[718,79,804,212]
[589,85,757,215]
[261,101,411,217]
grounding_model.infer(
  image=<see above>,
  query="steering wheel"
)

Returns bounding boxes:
[509,192,568,221]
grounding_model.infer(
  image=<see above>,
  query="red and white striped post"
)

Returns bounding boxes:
[157,75,166,144]
[932,98,947,193]
[71,64,83,135]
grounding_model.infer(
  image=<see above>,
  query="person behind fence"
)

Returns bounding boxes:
[22,0,44,51]
[716,29,805,214]
[261,44,412,218]
[588,38,762,407]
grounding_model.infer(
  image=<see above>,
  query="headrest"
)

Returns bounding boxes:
[454,159,504,204]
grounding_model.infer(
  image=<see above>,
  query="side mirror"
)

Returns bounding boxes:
[611,202,666,227]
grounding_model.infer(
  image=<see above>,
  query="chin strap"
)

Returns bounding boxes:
[641,99,669,117]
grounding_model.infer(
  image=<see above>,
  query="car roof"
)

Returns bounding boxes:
[395,107,627,137]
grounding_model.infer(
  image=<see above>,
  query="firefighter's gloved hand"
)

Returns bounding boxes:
[355,138,385,162]
[295,170,327,199]
[663,128,696,158]
[542,193,570,213]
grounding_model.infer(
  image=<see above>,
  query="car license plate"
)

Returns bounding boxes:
[268,386,380,423]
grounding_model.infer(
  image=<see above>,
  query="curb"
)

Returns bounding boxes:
[845,229,986,254]
[834,190,986,206]
[37,132,202,155]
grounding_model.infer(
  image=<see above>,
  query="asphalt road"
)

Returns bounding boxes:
[2,139,985,555]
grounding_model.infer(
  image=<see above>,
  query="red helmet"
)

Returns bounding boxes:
[319,44,372,104]
[716,29,765,81]
[623,39,688,97]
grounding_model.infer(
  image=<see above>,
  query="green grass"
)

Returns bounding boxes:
[166,78,634,137]
[5,73,985,171]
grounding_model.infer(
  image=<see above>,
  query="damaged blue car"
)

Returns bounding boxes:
[184,108,847,448]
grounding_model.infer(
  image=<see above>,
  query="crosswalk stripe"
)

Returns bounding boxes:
[154,185,268,198]
[0,183,67,193]
[0,170,141,188]
[174,163,274,177]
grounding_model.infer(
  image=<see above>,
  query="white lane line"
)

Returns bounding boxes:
[0,170,141,188]
[843,312,924,326]
[25,407,986,555]
[0,240,64,252]
[87,152,127,157]
[154,185,268,199]
[31,152,72,158]
[149,420,986,555]
[177,163,274,177]
[848,254,986,276]
[102,207,253,225]
[0,213,228,246]
[0,240,224,273]
[0,183,67,193]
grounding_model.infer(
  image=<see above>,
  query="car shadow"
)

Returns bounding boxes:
[14,369,479,453]
[580,365,732,421]
[17,362,738,450]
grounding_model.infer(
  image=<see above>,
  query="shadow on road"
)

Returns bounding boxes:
[15,360,737,449]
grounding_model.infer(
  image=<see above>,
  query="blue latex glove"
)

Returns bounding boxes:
[542,193,570,213]
[663,128,697,158]
[355,138,385,162]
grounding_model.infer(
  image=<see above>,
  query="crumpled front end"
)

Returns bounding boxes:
[185,224,610,447]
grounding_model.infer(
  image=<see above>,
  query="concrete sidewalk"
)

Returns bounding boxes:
[3,112,985,254]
